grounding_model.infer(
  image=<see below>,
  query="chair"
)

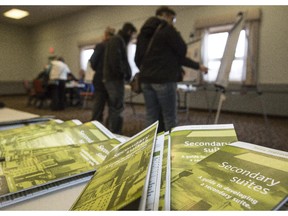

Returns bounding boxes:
[23,80,36,106]
[32,79,50,108]
[80,83,94,109]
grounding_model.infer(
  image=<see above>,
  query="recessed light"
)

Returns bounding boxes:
[4,8,29,20]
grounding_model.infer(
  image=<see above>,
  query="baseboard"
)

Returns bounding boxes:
[0,81,26,95]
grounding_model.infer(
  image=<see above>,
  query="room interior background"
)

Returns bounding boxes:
[0,5,287,116]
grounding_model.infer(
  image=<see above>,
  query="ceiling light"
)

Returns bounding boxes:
[4,8,29,20]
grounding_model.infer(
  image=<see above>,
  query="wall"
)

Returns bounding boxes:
[258,6,288,84]
[0,23,32,81]
[0,23,33,94]
[29,6,159,76]
[0,6,287,116]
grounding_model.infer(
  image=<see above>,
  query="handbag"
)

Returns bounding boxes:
[130,71,142,94]
[130,23,163,94]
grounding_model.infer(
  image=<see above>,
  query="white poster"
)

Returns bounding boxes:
[215,13,246,89]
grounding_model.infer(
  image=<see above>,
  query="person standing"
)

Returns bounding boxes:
[49,56,71,111]
[135,6,208,132]
[103,22,137,134]
[90,27,115,123]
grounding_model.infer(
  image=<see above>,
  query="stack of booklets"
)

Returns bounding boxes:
[0,120,287,210]
[0,119,123,208]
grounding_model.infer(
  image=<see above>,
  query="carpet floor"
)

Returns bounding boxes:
[1,95,287,152]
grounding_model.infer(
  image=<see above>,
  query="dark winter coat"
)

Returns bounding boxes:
[90,41,106,90]
[103,34,132,82]
[135,16,200,83]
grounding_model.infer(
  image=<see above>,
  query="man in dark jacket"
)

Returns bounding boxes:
[90,27,115,123]
[135,6,208,132]
[103,22,137,134]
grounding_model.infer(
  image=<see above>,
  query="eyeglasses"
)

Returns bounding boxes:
[173,17,177,23]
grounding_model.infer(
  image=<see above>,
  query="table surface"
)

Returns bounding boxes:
[0,108,39,123]
[2,181,88,210]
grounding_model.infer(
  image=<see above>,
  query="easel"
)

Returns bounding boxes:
[212,12,246,124]
[213,86,226,124]
[209,11,271,143]
[212,85,269,125]
[210,85,271,143]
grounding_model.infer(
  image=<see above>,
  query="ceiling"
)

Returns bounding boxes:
[0,6,90,27]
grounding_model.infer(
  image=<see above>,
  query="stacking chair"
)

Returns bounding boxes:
[23,80,36,106]
[80,83,94,109]
[32,79,50,108]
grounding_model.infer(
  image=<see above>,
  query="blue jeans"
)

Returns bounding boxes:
[141,82,177,132]
[104,80,124,134]
[91,89,108,123]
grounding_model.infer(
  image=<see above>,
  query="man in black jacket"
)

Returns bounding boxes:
[103,22,137,134]
[90,27,115,123]
[135,6,208,132]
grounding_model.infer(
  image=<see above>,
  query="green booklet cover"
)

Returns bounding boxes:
[170,124,238,210]
[171,141,288,210]
[0,138,121,208]
[0,119,82,154]
[70,121,159,210]
[0,119,65,145]
[0,119,63,137]
[158,131,170,211]
[170,124,238,179]
[4,120,117,151]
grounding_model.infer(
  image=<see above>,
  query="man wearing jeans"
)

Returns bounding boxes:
[135,6,208,132]
[90,27,115,123]
[103,23,137,134]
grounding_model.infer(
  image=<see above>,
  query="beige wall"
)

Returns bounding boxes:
[29,6,158,77]
[0,23,32,81]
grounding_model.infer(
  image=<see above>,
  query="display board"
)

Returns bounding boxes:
[215,13,246,89]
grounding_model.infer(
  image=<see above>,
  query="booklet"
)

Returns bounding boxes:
[0,119,62,140]
[170,124,238,210]
[170,124,238,179]
[171,141,288,210]
[3,121,118,151]
[0,119,80,151]
[0,138,121,208]
[0,120,121,208]
[70,121,159,210]
[158,131,171,211]
[146,132,165,210]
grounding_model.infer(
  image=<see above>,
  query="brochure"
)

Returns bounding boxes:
[70,121,159,210]
[171,141,288,210]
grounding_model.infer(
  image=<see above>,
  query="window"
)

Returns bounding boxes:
[203,28,247,83]
[127,42,139,79]
[79,43,139,81]
[80,47,94,71]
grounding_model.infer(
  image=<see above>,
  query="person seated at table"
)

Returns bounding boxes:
[49,56,71,110]
[78,69,94,93]
[65,72,83,106]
